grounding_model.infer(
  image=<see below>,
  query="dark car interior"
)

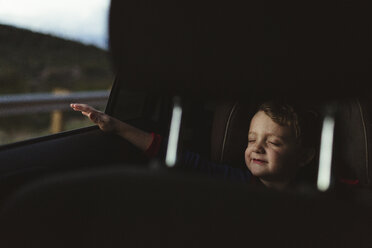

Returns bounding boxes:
[1,0,372,247]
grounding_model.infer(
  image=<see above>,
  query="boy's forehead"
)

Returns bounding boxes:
[249,111,295,138]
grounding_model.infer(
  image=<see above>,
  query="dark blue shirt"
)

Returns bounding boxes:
[146,133,254,184]
[178,151,253,183]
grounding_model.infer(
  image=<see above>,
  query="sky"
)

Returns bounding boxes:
[0,0,110,49]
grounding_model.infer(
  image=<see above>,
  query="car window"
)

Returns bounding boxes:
[0,0,113,146]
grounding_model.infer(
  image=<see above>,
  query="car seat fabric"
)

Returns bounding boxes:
[210,102,255,170]
[359,97,372,187]
[334,98,371,187]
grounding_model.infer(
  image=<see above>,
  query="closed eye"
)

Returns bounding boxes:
[269,141,281,147]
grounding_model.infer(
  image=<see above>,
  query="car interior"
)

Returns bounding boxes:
[0,0,372,247]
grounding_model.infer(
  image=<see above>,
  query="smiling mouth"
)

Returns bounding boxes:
[252,159,267,165]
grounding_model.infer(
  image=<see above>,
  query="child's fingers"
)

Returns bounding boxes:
[70,103,97,113]
[70,103,89,112]
[70,103,83,111]
[71,103,108,128]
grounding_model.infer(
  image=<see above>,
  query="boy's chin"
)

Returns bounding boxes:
[247,162,269,178]
[247,163,284,182]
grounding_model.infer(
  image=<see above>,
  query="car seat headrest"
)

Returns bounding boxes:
[109,0,371,100]
[334,99,371,187]
[210,102,255,169]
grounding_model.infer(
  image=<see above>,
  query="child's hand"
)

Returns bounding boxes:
[70,103,116,133]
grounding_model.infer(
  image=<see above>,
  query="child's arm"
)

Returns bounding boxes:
[70,103,153,152]
[70,104,252,182]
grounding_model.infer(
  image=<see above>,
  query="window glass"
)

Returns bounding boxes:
[0,0,113,146]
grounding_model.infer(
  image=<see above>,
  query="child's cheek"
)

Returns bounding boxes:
[271,148,294,167]
[244,148,251,166]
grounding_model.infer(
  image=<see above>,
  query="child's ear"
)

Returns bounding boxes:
[299,148,315,167]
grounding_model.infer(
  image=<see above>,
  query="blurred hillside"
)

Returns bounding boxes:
[0,24,114,94]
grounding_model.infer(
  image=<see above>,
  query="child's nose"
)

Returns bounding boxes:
[253,141,265,154]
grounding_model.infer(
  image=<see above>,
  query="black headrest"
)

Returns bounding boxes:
[1,166,372,247]
[109,0,372,101]
[210,102,254,169]
[334,98,372,187]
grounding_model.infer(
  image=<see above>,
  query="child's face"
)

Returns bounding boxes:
[245,111,302,186]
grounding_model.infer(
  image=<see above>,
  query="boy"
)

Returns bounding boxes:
[70,101,319,190]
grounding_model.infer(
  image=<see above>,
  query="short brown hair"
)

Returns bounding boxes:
[258,101,320,149]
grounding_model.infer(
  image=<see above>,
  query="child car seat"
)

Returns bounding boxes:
[210,101,254,170]
[334,98,372,188]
